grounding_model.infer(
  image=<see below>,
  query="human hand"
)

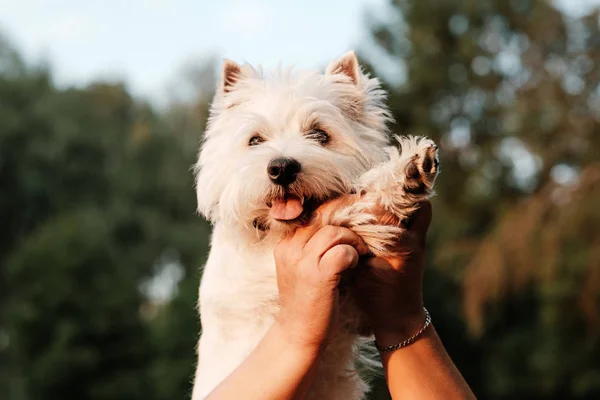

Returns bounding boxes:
[274,223,368,352]
[354,201,431,346]
[315,196,432,346]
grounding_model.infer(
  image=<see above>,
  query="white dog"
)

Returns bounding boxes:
[192,51,439,399]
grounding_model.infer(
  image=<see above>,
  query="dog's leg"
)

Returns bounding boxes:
[329,135,439,255]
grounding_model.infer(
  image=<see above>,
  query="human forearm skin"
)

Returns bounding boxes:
[379,325,476,400]
[205,321,320,400]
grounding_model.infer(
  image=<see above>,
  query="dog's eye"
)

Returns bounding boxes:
[307,129,330,145]
[248,135,265,146]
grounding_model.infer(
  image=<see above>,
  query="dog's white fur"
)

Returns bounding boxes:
[192,52,439,399]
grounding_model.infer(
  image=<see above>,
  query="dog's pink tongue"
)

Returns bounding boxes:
[269,197,303,220]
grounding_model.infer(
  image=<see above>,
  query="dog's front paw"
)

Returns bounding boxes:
[403,137,439,196]
[350,222,404,256]
[324,204,400,256]
[355,136,440,223]
[327,136,440,256]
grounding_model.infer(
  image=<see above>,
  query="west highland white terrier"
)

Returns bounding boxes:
[191,51,439,399]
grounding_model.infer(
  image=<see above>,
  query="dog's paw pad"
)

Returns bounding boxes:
[404,143,439,195]
[422,144,439,175]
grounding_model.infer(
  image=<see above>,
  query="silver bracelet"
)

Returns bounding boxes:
[374,307,431,353]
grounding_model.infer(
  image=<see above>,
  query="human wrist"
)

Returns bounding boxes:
[372,306,428,349]
[273,315,324,358]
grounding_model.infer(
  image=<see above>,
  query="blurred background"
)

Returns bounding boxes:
[1,0,599,399]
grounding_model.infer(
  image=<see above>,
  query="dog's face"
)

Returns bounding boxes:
[195,51,391,234]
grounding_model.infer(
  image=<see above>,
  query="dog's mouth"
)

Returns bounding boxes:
[264,194,322,226]
[267,195,305,221]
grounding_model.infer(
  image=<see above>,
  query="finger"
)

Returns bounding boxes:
[365,256,396,271]
[288,219,326,249]
[313,195,355,225]
[352,257,399,292]
[319,244,359,276]
[408,201,432,245]
[274,235,293,263]
[304,225,368,259]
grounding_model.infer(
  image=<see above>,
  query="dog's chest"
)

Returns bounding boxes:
[199,225,280,329]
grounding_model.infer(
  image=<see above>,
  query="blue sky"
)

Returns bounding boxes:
[0,0,387,101]
[0,0,598,103]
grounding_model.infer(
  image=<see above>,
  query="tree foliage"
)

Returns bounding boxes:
[0,40,210,400]
[2,0,599,398]
[364,0,600,398]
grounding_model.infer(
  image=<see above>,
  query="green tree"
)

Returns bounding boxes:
[364,0,600,398]
[0,38,211,400]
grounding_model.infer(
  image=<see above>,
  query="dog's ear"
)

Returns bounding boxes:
[326,51,361,85]
[222,59,242,93]
[325,51,366,121]
[327,51,390,130]
[221,59,254,94]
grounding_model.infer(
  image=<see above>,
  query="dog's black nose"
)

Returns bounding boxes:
[267,157,301,185]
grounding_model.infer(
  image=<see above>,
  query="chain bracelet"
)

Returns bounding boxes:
[374,307,431,353]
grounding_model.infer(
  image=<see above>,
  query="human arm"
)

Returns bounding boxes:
[355,201,475,399]
[378,324,474,399]
[205,225,368,400]
[204,321,319,400]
